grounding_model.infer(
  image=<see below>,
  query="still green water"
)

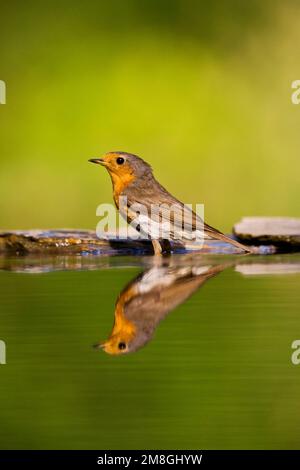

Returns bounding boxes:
[0,254,299,449]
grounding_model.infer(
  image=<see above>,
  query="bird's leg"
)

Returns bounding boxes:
[152,239,162,256]
[151,239,172,256]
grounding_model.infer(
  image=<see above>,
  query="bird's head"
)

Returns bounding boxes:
[89,151,152,181]
[96,335,131,356]
[94,293,137,355]
[94,315,136,356]
[94,322,153,356]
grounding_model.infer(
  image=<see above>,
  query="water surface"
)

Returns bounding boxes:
[0,254,299,449]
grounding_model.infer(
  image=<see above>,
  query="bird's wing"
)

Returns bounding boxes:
[124,264,224,326]
[122,181,250,251]
[123,183,212,239]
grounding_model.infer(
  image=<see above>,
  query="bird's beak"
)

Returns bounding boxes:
[89,158,105,165]
[93,341,105,350]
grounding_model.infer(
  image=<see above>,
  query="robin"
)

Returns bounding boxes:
[94,257,232,355]
[89,151,252,254]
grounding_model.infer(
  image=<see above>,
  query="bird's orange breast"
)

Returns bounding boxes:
[109,171,135,207]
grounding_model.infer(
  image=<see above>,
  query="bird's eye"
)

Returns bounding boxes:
[118,342,126,350]
[116,157,125,165]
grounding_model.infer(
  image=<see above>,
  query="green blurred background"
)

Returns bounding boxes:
[0,0,299,232]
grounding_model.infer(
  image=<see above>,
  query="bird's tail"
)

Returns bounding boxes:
[203,224,252,253]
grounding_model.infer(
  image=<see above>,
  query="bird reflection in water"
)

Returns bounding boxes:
[94,256,234,355]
